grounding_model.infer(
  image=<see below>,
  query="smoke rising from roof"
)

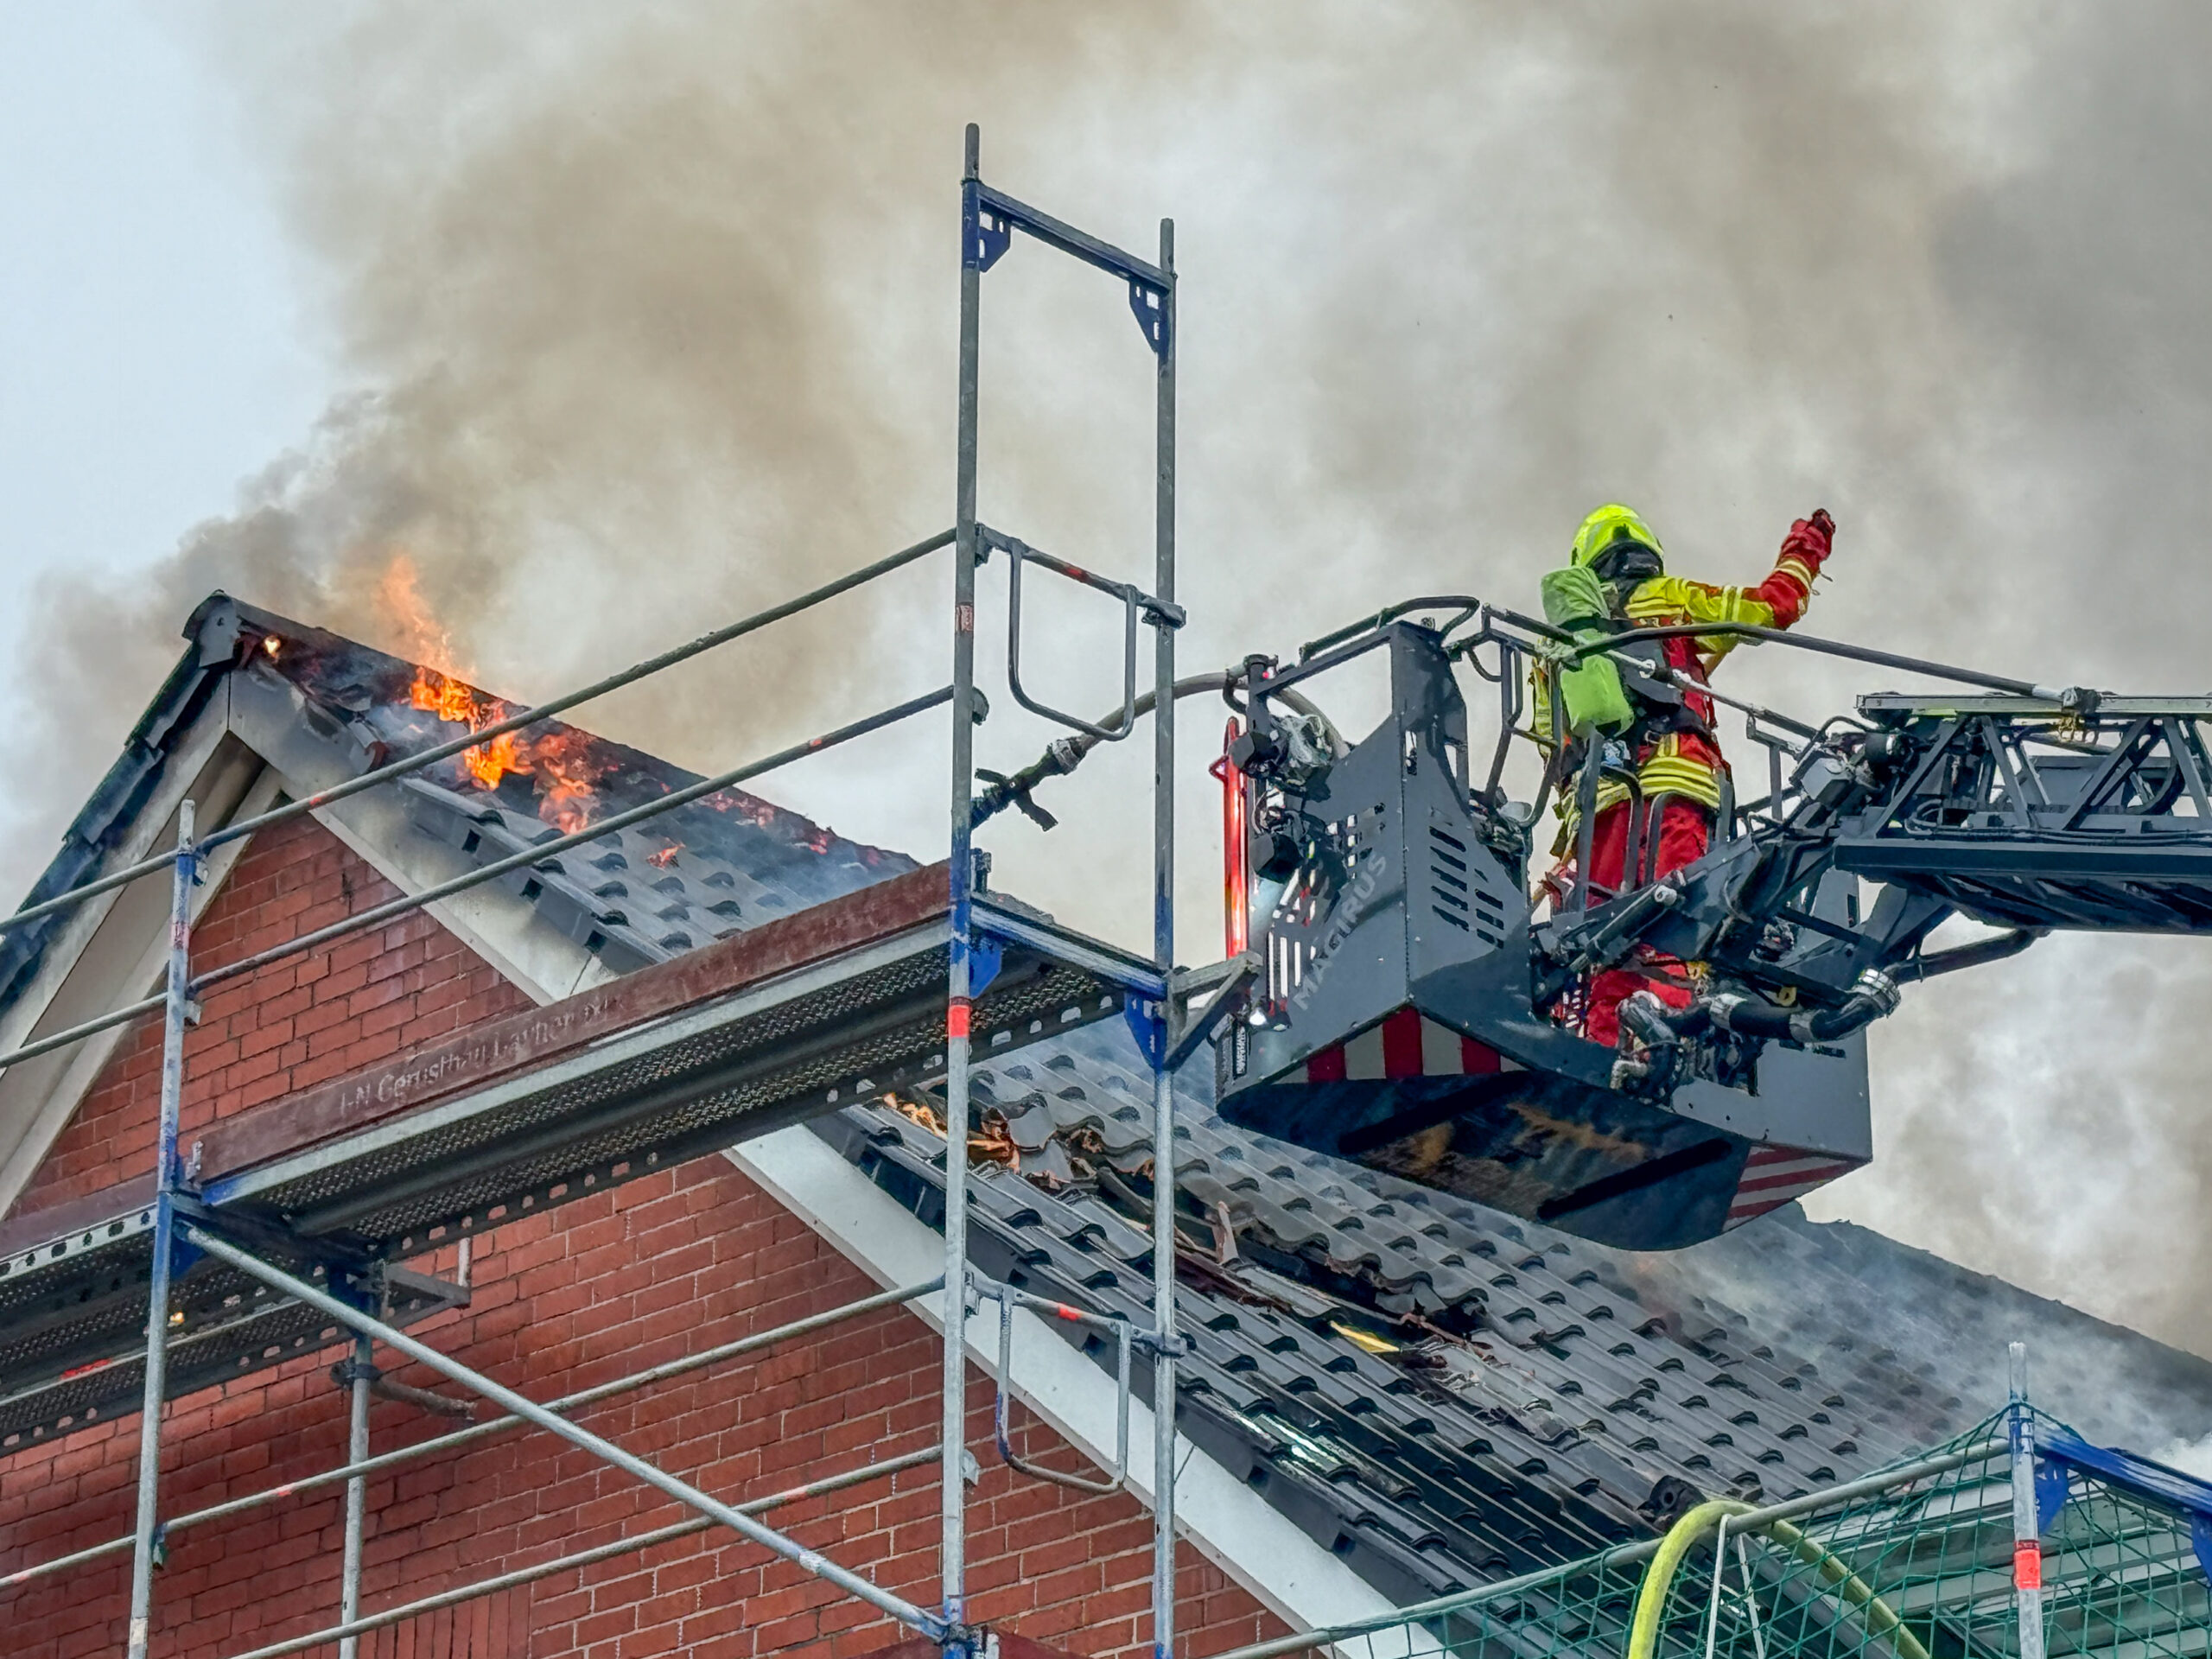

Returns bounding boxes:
[4,4,2212,1363]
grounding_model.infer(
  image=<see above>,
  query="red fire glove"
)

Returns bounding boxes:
[1780,508,1836,573]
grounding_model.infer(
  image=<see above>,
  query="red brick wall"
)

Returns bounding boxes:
[13,816,535,1214]
[1,1161,1296,1659]
[0,819,1300,1659]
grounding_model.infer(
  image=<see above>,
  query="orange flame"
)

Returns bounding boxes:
[378,556,460,671]
[704,791,780,830]
[524,728,613,836]
[384,554,609,830]
[409,667,530,789]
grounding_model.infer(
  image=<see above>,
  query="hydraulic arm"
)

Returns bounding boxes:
[1554,689,2212,1095]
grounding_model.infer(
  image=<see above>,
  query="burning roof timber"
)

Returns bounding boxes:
[251,595,910,882]
[0,592,913,1017]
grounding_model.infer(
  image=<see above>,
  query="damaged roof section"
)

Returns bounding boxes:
[0,593,914,1015]
[818,1024,1897,1601]
[817,1013,2212,1602]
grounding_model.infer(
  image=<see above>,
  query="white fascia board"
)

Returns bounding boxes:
[728,1126,1397,1643]
[0,706,234,1060]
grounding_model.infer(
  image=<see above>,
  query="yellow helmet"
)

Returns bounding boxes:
[1570,503,1665,571]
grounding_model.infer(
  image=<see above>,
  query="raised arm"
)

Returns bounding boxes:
[1630,509,1834,664]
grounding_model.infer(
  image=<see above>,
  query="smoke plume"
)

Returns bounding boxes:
[6,3,2212,1354]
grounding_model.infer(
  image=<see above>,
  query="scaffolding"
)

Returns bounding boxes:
[0,124,1195,1659]
[1199,1348,2212,1659]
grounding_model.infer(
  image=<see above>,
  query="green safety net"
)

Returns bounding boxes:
[1316,1409,2211,1659]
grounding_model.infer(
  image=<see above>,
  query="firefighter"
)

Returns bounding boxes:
[1534,503,1836,1046]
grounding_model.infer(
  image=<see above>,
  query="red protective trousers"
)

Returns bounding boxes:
[1581,797,1712,1047]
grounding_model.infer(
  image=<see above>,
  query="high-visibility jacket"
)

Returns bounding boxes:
[1534,543,1819,823]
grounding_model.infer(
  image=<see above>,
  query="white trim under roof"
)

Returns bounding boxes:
[728,1126,1398,1644]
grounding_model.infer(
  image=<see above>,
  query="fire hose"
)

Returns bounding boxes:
[1615,968,1898,1058]
[1628,1497,1929,1659]
[1612,970,1904,1093]
[1611,925,2041,1090]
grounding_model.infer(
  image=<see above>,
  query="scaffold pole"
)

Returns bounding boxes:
[336,1331,373,1659]
[2011,1340,2048,1659]
[942,117,986,1659]
[124,798,194,1659]
[1148,212,1180,1659]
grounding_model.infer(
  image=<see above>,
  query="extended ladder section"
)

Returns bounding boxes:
[1829,692,2212,929]
[1611,690,2212,989]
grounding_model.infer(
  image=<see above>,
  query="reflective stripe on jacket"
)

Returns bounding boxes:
[1533,548,1816,830]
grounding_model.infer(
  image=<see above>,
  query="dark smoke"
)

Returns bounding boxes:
[5,4,2211,1357]
[1815,3,2212,1358]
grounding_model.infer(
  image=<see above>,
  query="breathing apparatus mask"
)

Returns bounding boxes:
[1590,537,1664,588]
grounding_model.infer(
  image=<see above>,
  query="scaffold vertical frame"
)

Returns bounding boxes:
[951,118,1181,1659]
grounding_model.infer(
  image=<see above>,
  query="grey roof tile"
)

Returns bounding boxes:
[810,1017,2011,1586]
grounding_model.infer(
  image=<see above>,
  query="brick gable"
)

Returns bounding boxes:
[0,814,1299,1657]
[11,815,534,1217]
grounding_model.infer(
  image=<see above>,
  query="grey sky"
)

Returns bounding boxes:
[0,1,321,721]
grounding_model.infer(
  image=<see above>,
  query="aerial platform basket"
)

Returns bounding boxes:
[1208,606,2212,1254]
[1213,623,1871,1253]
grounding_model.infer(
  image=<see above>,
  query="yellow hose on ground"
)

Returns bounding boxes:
[1625,1497,1930,1659]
